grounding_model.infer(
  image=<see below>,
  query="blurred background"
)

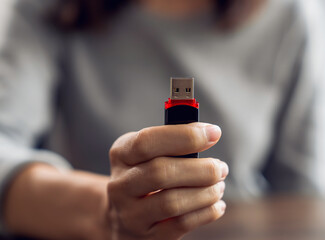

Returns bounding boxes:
[0,0,325,239]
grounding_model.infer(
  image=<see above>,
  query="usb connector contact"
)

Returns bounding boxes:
[170,78,194,100]
[165,77,199,158]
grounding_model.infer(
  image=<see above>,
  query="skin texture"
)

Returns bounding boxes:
[4,123,228,239]
[4,165,110,239]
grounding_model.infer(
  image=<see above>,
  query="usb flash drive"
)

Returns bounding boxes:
[165,77,199,158]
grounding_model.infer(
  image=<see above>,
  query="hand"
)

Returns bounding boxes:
[107,122,228,240]
[3,123,227,240]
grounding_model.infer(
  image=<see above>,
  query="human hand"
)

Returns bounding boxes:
[107,122,228,240]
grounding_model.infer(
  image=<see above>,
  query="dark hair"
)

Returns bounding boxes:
[52,0,259,31]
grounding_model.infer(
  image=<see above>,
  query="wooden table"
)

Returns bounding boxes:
[184,195,325,240]
[2,195,325,240]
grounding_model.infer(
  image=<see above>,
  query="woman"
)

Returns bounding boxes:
[0,0,323,239]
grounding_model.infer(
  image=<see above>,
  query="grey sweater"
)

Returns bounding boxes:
[0,0,325,233]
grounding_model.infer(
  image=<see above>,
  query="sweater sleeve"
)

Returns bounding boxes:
[0,0,71,234]
[263,0,325,196]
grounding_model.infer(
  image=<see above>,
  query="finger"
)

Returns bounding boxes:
[153,200,226,239]
[124,157,229,196]
[109,123,221,166]
[141,181,225,224]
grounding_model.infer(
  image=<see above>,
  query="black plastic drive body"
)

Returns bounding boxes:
[165,105,199,158]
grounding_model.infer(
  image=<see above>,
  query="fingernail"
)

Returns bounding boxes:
[218,201,226,212]
[205,125,221,143]
[220,162,229,179]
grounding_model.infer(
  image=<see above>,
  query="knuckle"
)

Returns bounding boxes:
[204,158,221,184]
[133,129,151,159]
[107,179,119,196]
[209,184,222,202]
[185,127,202,150]
[147,159,167,187]
[109,145,121,162]
[109,132,137,165]
[160,192,180,217]
[208,185,220,200]
[107,174,130,197]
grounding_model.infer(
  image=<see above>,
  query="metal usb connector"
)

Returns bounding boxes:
[170,77,194,100]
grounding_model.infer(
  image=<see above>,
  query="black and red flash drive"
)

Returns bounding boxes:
[165,78,199,158]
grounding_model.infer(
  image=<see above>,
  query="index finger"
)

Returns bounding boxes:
[109,123,221,166]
